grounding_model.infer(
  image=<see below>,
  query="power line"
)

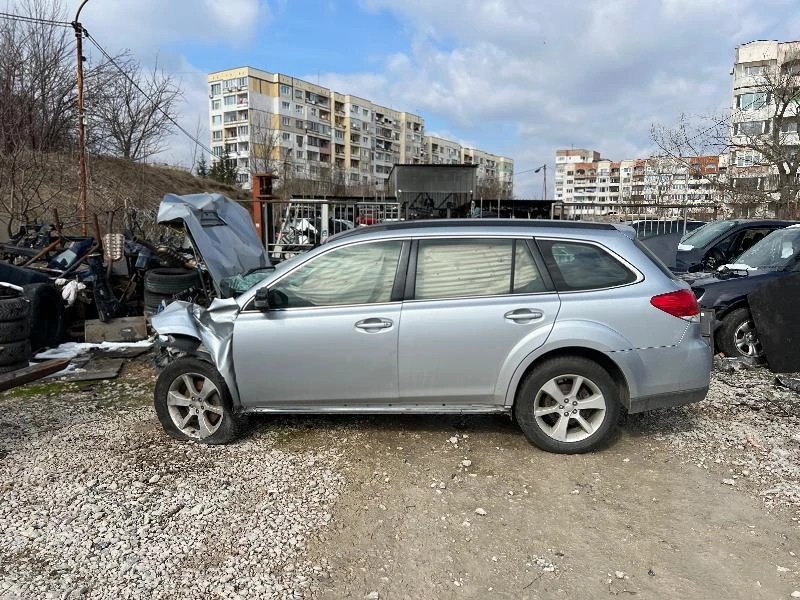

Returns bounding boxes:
[0,11,72,27]
[83,31,215,157]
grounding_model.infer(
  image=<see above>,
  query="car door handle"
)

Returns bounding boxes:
[354,318,394,332]
[504,309,544,322]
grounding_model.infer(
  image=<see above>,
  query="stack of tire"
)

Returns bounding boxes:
[0,291,31,374]
[25,283,65,352]
[144,268,201,314]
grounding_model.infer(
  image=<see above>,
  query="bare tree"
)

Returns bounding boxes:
[0,148,71,235]
[89,53,182,160]
[249,109,280,175]
[0,0,76,153]
[652,47,800,218]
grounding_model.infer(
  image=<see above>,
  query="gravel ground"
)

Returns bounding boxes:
[0,368,347,600]
[1,358,799,599]
[629,360,800,517]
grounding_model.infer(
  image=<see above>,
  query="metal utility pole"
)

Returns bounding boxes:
[72,0,91,236]
[534,164,547,200]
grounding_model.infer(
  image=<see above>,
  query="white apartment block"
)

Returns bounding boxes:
[207,67,513,192]
[462,148,514,193]
[730,40,800,198]
[554,149,727,216]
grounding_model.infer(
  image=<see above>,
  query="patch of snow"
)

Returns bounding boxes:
[34,340,153,360]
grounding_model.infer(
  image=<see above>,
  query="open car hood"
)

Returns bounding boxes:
[157,193,270,296]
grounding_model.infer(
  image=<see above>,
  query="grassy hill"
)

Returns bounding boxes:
[1,152,250,238]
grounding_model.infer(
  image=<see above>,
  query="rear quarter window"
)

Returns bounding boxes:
[633,238,678,280]
[537,239,637,291]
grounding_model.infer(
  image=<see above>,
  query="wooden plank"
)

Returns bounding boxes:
[51,359,124,382]
[0,359,71,392]
[93,346,151,359]
[84,316,148,343]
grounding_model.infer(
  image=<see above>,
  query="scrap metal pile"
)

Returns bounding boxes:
[0,193,268,378]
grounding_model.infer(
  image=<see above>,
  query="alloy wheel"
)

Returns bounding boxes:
[733,319,763,358]
[533,374,607,443]
[166,372,224,439]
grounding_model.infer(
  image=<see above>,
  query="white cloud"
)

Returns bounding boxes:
[347,0,798,196]
[61,0,266,169]
[48,0,800,198]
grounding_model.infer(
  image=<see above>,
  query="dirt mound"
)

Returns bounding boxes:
[0,152,249,238]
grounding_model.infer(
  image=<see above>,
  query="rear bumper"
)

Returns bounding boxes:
[626,386,708,414]
[613,326,712,413]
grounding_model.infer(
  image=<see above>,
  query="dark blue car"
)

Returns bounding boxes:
[688,225,800,358]
[674,219,798,272]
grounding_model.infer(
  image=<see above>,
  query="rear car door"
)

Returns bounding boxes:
[397,237,561,406]
[233,238,407,408]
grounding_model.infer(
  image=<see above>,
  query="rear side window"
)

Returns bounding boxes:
[414,238,547,300]
[537,240,637,291]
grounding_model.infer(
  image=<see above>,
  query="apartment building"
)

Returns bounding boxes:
[207,67,512,192]
[554,149,726,216]
[462,148,513,187]
[730,40,800,202]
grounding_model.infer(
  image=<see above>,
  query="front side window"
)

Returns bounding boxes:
[736,228,800,270]
[414,239,546,300]
[269,241,403,308]
[537,240,637,291]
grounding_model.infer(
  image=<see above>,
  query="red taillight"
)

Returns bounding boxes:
[650,289,700,319]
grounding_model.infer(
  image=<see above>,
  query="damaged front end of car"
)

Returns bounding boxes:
[151,297,242,407]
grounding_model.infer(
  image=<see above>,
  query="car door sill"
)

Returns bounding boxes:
[240,404,510,415]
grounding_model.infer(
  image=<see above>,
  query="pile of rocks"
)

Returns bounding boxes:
[0,380,345,599]
[629,362,800,515]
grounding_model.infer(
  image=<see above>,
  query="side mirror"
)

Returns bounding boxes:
[254,287,270,311]
[254,288,289,311]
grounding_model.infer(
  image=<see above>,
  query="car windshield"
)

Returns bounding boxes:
[733,227,800,270]
[680,220,737,248]
[220,267,275,297]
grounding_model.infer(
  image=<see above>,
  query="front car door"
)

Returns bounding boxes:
[397,236,561,407]
[233,238,408,408]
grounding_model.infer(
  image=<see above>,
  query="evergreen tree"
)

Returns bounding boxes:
[196,155,209,177]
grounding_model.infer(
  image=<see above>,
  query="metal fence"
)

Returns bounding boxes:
[267,199,400,261]
[553,202,720,238]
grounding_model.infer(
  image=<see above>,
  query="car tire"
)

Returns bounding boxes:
[0,317,30,343]
[717,307,762,359]
[0,361,29,374]
[154,357,240,445]
[0,294,29,322]
[144,268,199,295]
[24,283,65,351]
[0,340,31,366]
[144,290,172,313]
[514,356,620,454]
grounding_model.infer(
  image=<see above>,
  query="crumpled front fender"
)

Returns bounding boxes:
[150,299,242,408]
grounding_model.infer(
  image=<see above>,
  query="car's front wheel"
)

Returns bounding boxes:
[154,357,241,444]
[717,307,763,359]
[514,356,620,454]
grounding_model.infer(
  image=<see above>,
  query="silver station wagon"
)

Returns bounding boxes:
[152,219,712,453]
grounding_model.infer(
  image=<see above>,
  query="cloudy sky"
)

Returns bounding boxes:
[69,0,800,196]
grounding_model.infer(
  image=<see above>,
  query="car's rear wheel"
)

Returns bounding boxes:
[717,307,763,359]
[154,357,241,444]
[515,356,620,454]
